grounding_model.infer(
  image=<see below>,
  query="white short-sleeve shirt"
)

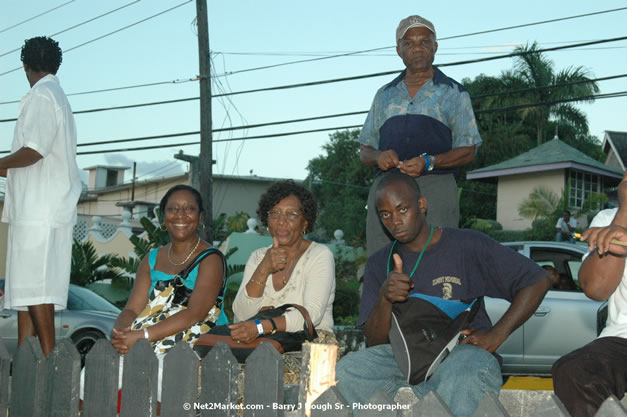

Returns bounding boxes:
[1,74,81,226]
[584,208,627,339]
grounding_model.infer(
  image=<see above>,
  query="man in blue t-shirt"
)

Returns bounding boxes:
[336,172,550,417]
[359,15,482,256]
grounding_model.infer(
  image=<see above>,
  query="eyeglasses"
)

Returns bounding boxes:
[267,210,303,221]
[165,205,197,215]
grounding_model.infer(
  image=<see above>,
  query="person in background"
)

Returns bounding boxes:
[0,36,81,357]
[359,15,481,256]
[556,210,577,242]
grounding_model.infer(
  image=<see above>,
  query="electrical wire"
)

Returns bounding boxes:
[0,0,193,77]
[0,1,140,59]
[211,7,627,78]
[0,0,75,35]
[34,88,625,155]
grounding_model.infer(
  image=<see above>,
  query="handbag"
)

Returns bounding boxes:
[130,247,227,354]
[388,293,480,384]
[194,303,317,363]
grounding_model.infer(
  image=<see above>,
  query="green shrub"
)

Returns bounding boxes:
[469,218,503,232]
[333,280,360,324]
[525,218,556,241]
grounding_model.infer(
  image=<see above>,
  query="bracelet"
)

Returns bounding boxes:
[420,153,430,174]
[143,328,150,340]
[250,278,266,286]
[269,318,278,335]
[254,319,264,336]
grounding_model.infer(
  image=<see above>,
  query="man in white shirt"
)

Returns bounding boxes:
[552,171,627,417]
[0,37,81,356]
[556,210,577,242]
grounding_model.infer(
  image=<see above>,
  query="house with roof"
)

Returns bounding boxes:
[467,137,623,231]
[602,130,627,172]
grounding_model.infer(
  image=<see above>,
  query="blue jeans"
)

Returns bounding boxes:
[335,344,502,417]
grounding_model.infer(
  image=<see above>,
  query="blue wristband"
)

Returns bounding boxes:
[420,153,430,174]
[254,319,264,336]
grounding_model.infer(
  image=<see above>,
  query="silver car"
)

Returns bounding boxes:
[0,279,120,363]
[486,241,608,376]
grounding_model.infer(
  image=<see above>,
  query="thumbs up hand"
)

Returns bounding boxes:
[381,254,413,304]
[260,235,288,275]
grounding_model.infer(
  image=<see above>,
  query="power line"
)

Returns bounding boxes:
[0,77,199,106]
[1,34,623,109]
[65,89,627,155]
[0,0,193,77]
[1,68,624,125]
[1,88,621,156]
[0,0,75,35]
[0,1,140,59]
[212,7,627,77]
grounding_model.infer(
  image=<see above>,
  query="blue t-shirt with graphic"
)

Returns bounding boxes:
[358,228,547,331]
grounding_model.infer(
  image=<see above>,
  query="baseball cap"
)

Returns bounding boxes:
[396,15,436,42]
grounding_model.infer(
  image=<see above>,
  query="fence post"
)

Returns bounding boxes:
[160,342,199,417]
[83,339,120,417]
[119,339,158,417]
[310,386,351,417]
[244,342,284,417]
[394,387,419,417]
[9,336,46,417]
[0,338,10,417]
[44,339,81,417]
[529,392,570,417]
[595,395,627,417]
[471,392,510,417]
[412,391,453,417]
[200,342,240,417]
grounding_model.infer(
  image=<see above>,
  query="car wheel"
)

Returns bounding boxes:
[71,329,105,367]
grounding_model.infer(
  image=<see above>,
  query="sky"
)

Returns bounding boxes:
[1,1,626,186]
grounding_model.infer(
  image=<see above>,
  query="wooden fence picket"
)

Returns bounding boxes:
[82,339,119,417]
[9,336,46,417]
[199,342,240,417]
[44,339,81,417]
[471,392,510,417]
[310,386,351,417]
[360,390,400,417]
[119,339,158,417]
[0,338,626,417]
[244,342,284,417]
[160,342,199,417]
[412,390,453,417]
[0,338,10,417]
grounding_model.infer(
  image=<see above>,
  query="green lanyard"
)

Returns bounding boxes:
[386,224,434,278]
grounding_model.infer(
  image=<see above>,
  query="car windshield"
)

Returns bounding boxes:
[67,285,120,313]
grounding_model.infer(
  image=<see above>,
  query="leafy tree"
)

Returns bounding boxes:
[306,129,372,245]
[505,42,599,146]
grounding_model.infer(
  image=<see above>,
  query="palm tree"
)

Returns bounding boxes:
[518,186,560,221]
[71,239,126,287]
[502,42,599,146]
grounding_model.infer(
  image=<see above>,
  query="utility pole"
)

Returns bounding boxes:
[196,0,213,242]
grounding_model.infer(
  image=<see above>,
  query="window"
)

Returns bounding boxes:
[569,170,601,209]
[105,169,118,187]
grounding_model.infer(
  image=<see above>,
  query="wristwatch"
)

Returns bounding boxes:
[269,318,278,334]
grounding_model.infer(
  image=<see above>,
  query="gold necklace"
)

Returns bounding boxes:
[279,239,303,285]
[168,237,200,266]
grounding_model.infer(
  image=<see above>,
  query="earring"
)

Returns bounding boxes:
[158,223,166,232]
